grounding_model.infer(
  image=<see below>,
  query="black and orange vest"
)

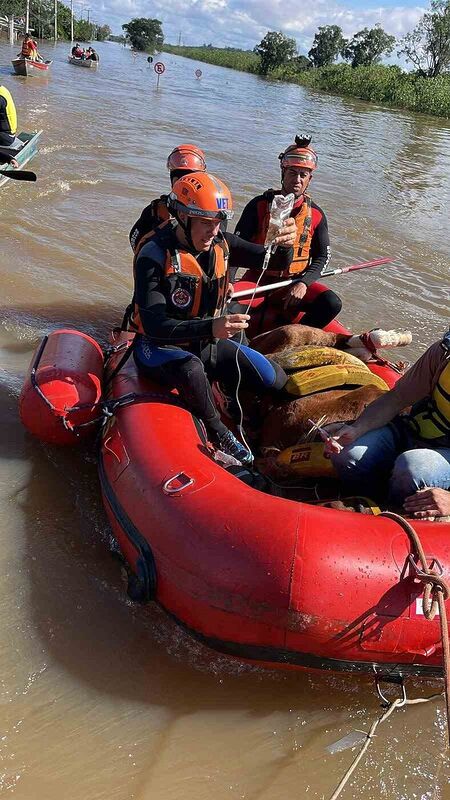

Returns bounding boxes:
[251,190,313,277]
[128,221,230,336]
[131,196,171,256]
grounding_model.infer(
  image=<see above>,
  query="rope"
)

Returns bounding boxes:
[379,511,450,744]
[327,510,449,800]
[328,692,443,800]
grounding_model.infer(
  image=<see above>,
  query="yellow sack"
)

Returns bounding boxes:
[271,346,365,372]
[276,442,337,478]
[285,364,389,397]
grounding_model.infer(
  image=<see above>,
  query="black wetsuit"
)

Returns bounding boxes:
[132,228,290,437]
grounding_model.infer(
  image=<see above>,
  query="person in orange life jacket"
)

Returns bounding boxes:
[235,135,342,330]
[129,143,207,254]
[130,172,296,466]
[19,33,41,61]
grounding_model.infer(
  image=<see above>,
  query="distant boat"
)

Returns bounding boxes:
[0,130,43,189]
[68,56,98,68]
[12,58,53,77]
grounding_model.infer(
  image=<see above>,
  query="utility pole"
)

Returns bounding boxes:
[54,0,57,41]
[70,0,73,41]
[177,30,181,46]
[25,0,30,33]
[87,8,90,23]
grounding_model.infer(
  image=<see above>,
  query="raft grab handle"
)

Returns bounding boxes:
[163,472,195,494]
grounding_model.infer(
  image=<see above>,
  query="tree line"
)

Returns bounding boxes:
[119,1,450,78]
[255,0,450,78]
[0,0,111,41]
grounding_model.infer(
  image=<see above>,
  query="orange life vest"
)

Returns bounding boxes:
[21,40,34,57]
[128,221,230,337]
[252,191,313,277]
[132,196,171,257]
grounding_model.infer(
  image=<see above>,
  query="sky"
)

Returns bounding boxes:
[92,0,426,52]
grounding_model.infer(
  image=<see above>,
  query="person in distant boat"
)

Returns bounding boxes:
[19,33,40,61]
[126,172,296,465]
[86,47,99,61]
[72,44,84,58]
[326,330,450,518]
[235,135,342,331]
[129,143,207,254]
[0,85,23,150]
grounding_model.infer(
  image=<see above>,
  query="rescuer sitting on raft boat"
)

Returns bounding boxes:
[129,143,208,254]
[125,171,297,466]
[326,330,450,518]
[235,135,342,331]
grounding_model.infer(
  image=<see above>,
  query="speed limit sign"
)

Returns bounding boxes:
[154,62,165,74]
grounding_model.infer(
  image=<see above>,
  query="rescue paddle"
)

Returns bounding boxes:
[232,257,394,300]
[0,168,37,182]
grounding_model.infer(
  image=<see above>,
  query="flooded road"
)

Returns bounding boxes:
[0,39,449,799]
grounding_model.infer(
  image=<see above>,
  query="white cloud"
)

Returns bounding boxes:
[91,0,425,51]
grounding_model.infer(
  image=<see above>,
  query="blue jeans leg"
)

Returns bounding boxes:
[389,447,450,505]
[331,424,400,497]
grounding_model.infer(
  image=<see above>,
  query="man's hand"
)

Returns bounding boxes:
[10,158,19,169]
[323,423,361,455]
[403,487,450,519]
[283,280,307,310]
[273,217,296,248]
[212,313,250,339]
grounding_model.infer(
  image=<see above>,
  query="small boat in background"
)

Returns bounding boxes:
[0,130,43,189]
[12,58,52,77]
[68,56,98,69]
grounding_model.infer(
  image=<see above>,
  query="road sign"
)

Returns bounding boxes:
[195,68,202,78]
[147,56,153,64]
[154,62,165,74]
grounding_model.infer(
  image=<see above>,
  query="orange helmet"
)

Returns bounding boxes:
[279,135,318,172]
[166,143,207,173]
[169,173,233,220]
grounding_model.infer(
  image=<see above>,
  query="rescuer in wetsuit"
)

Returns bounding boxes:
[129,143,207,254]
[235,135,342,331]
[127,172,296,465]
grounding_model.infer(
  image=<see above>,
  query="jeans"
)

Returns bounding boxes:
[331,423,450,504]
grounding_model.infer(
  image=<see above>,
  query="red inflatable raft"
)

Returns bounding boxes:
[20,326,450,679]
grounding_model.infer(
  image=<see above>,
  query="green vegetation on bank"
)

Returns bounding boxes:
[275,63,450,117]
[163,1,450,118]
[163,43,258,71]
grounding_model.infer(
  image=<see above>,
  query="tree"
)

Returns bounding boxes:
[398,0,450,77]
[75,19,95,41]
[96,24,111,41]
[342,24,396,67]
[294,54,313,71]
[122,18,163,53]
[254,30,297,74]
[0,0,24,17]
[308,25,347,67]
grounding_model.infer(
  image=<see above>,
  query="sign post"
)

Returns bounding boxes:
[154,61,165,88]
